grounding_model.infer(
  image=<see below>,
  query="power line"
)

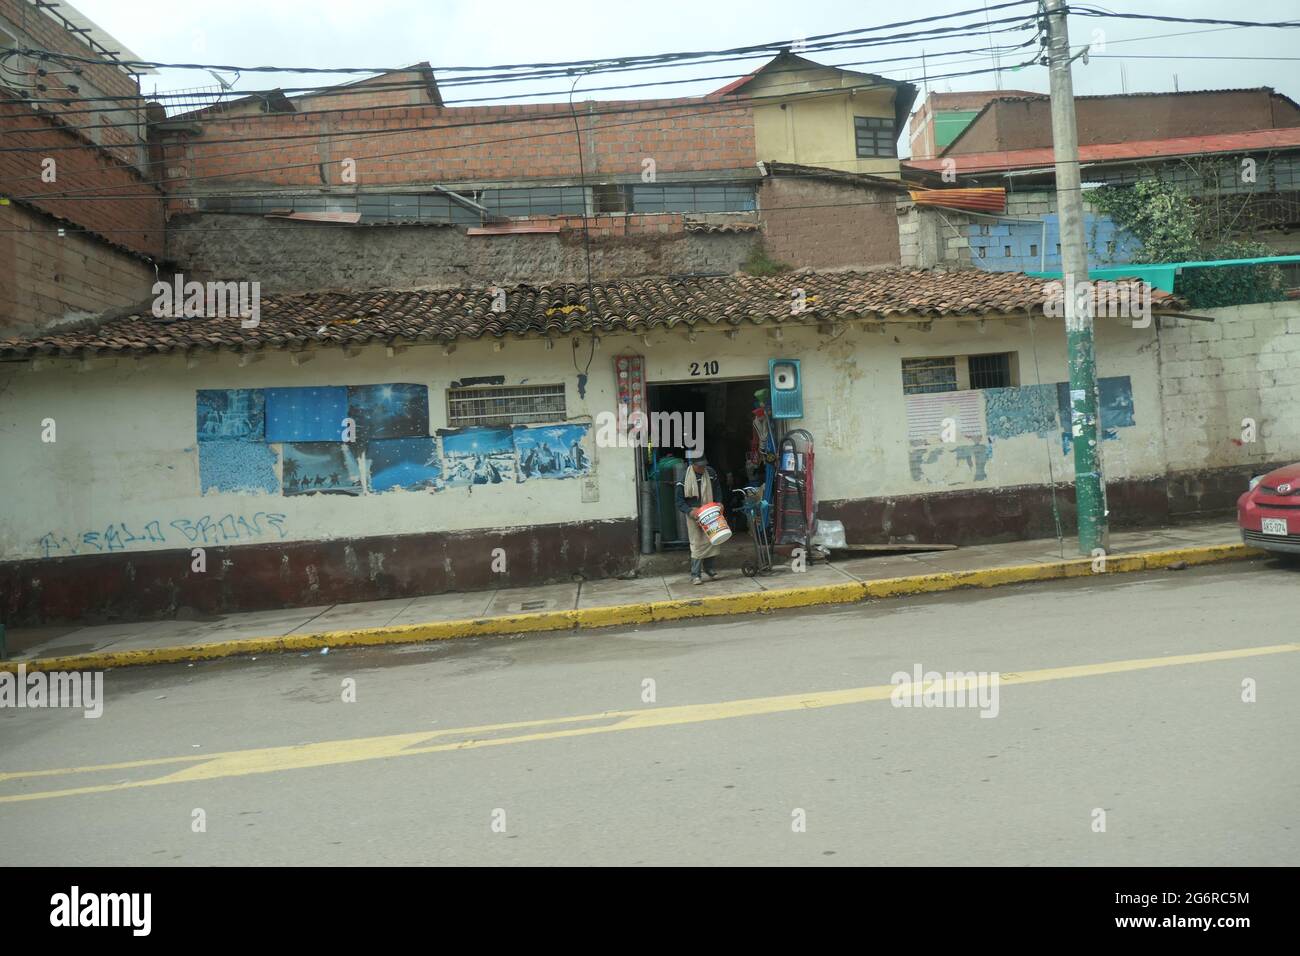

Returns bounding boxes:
[0,57,1040,199]
[0,30,1040,136]
[2,2,1040,78]
[1072,8,1300,29]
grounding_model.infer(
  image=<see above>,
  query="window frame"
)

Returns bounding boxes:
[445,383,568,428]
[854,115,897,159]
[901,352,1018,394]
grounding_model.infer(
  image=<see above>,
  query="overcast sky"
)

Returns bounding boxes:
[71,0,1300,141]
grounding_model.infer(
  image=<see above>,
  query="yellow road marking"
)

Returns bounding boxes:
[1,642,1295,805]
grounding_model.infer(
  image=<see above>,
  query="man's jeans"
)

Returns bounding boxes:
[691,557,717,578]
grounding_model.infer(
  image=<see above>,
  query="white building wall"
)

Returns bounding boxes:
[10,302,1285,565]
[1157,300,1300,473]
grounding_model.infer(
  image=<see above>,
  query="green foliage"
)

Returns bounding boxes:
[741,243,792,277]
[1178,240,1286,310]
[1089,180,1283,309]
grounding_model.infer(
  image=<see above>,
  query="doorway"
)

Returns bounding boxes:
[645,377,769,547]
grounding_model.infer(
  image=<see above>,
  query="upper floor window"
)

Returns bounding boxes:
[854,116,896,159]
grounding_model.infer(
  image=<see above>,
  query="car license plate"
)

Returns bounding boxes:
[1262,517,1288,536]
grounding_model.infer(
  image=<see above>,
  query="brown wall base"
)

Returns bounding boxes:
[1,518,639,627]
[0,462,1275,627]
[819,462,1274,548]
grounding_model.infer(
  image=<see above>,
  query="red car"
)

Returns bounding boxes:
[1238,462,1300,557]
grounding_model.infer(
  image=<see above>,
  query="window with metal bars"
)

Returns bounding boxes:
[968,353,1013,389]
[902,357,958,395]
[446,384,567,427]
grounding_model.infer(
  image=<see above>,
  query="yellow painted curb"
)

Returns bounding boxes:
[0,542,1262,674]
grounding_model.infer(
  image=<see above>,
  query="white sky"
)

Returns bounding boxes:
[67,0,1300,130]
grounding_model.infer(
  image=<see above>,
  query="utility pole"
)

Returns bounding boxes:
[1043,0,1108,555]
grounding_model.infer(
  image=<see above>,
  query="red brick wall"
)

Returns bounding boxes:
[156,96,757,198]
[0,201,155,336]
[758,176,900,269]
[0,0,143,164]
[946,91,1300,155]
[0,95,165,258]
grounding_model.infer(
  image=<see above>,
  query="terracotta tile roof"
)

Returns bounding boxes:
[0,270,1180,359]
[682,220,760,234]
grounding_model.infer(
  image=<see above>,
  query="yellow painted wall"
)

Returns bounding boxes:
[748,62,901,177]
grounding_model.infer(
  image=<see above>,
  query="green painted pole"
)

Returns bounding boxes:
[1046,0,1109,555]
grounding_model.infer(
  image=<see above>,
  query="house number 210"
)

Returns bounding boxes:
[689,361,720,376]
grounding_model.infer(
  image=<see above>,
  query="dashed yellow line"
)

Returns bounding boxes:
[1,641,1294,805]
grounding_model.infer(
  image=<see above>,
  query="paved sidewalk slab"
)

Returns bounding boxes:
[0,518,1255,672]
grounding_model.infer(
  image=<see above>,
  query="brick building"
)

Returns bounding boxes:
[908,87,1300,160]
[0,0,165,337]
[151,52,917,288]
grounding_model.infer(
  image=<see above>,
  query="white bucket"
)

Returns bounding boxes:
[695,502,732,546]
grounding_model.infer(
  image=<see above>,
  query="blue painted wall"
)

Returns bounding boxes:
[968,213,1141,273]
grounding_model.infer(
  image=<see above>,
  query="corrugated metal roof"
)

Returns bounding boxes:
[905,127,1300,176]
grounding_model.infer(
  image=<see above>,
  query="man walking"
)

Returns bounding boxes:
[676,454,723,585]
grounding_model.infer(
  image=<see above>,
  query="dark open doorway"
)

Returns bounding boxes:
[645,377,768,547]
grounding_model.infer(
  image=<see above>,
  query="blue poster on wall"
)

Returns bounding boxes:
[1056,375,1136,454]
[199,440,279,495]
[513,423,591,481]
[265,386,349,442]
[367,437,441,492]
[348,384,429,440]
[441,427,517,486]
[281,442,363,496]
[197,389,265,442]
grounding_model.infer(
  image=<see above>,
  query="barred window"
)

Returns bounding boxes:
[902,357,958,395]
[968,352,1013,389]
[902,353,1016,394]
[446,384,566,427]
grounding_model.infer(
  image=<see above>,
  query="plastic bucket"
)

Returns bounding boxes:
[695,502,732,546]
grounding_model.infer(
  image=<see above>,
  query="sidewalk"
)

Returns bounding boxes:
[2,518,1254,672]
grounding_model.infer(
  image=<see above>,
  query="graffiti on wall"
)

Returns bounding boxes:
[37,512,288,558]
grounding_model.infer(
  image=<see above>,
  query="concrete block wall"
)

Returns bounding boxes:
[164,213,760,293]
[0,203,157,336]
[1159,302,1300,496]
[758,176,901,269]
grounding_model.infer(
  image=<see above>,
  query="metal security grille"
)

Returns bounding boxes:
[968,352,1013,389]
[902,357,958,394]
[447,384,566,427]
[854,116,896,158]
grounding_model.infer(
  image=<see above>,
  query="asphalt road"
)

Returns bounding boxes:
[2,558,1298,866]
